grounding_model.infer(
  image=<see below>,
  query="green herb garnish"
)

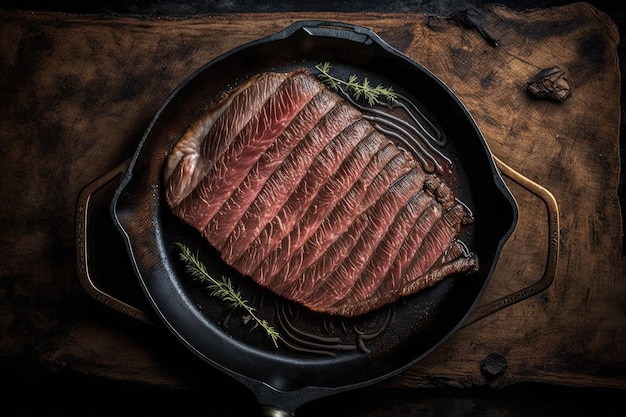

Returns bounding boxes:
[175,242,280,347]
[315,62,397,106]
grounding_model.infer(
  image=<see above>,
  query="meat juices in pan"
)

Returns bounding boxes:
[163,68,479,317]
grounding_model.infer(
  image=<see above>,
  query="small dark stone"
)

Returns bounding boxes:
[526,66,572,102]
[480,352,508,379]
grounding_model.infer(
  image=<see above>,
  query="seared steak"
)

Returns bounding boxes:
[164,68,478,317]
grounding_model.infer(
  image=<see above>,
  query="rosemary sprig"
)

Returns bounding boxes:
[175,242,280,347]
[315,62,397,106]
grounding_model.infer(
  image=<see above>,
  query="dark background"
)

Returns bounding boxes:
[0,0,620,17]
[1,1,624,416]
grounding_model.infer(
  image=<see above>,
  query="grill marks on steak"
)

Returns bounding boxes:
[165,69,479,317]
[164,72,286,208]
[205,89,340,251]
[334,188,434,306]
[233,117,376,276]
[265,140,412,294]
[220,101,363,263]
[169,71,322,232]
[301,168,427,309]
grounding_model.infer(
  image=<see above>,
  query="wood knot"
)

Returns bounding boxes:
[480,352,508,379]
[449,8,499,47]
[526,66,571,102]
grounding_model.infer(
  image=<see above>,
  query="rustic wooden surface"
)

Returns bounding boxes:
[0,2,624,414]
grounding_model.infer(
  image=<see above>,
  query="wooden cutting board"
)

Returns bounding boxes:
[0,0,623,401]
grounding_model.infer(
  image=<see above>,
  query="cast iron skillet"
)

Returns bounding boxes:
[110,21,518,416]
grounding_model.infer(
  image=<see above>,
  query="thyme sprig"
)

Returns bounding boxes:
[315,62,397,106]
[175,242,280,347]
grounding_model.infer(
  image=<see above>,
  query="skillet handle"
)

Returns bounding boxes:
[75,159,156,326]
[259,406,294,417]
[463,156,560,326]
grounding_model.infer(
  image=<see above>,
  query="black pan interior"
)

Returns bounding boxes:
[111,21,518,410]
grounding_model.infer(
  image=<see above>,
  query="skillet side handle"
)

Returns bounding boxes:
[75,159,156,326]
[301,22,374,45]
[463,156,560,326]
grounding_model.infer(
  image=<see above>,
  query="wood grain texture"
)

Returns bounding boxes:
[0,2,623,401]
